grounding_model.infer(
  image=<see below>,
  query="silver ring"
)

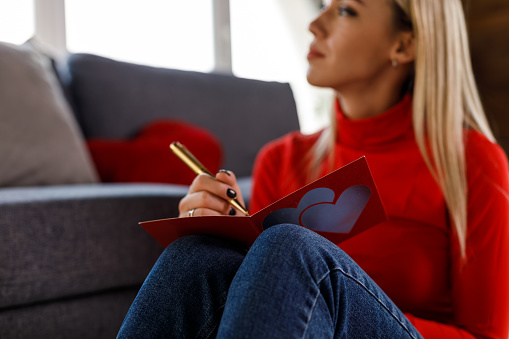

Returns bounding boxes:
[188,209,195,217]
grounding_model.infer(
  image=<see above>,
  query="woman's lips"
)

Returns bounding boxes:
[307,47,325,60]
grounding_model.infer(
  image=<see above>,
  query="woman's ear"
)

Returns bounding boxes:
[391,31,415,65]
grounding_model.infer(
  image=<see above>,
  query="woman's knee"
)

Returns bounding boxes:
[256,223,319,247]
[248,224,348,273]
[155,235,246,280]
[254,224,341,256]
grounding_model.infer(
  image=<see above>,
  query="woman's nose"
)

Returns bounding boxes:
[308,10,327,38]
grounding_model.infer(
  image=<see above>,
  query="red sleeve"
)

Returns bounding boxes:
[249,131,320,214]
[405,313,476,338]
[407,136,509,339]
[249,140,284,214]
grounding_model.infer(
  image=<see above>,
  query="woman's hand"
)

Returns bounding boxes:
[178,170,246,217]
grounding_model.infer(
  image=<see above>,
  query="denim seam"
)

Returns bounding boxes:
[302,267,420,339]
[196,291,229,339]
[301,271,327,339]
[334,267,420,339]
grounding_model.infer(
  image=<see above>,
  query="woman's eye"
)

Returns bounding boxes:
[338,6,357,17]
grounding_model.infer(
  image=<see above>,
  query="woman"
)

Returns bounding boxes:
[118,0,509,338]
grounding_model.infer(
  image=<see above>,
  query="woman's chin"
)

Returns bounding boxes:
[306,70,333,88]
[306,76,330,88]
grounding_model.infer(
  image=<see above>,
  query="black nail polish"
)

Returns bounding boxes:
[219,169,231,176]
[229,207,236,215]
[227,188,237,199]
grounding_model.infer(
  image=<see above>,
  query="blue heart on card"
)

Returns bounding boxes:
[262,185,371,233]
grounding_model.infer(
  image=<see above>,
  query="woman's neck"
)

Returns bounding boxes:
[334,63,412,120]
[335,88,405,120]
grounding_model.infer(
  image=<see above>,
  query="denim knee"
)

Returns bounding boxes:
[258,223,320,244]
[218,225,346,338]
[255,223,343,258]
[248,224,348,277]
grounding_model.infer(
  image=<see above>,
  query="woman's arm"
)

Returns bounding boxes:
[404,313,478,338]
[408,135,509,339]
[249,131,317,214]
[249,141,284,214]
[450,138,509,338]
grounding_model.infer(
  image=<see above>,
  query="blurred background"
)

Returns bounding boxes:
[0,0,332,135]
[1,0,508,144]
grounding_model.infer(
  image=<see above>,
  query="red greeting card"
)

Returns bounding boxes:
[140,157,387,248]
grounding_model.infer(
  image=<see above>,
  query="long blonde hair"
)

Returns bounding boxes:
[309,0,495,258]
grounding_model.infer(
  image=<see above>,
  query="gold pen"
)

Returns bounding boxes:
[170,141,249,216]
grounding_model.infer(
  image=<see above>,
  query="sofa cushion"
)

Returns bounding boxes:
[0,288,139,338]
[0,184,186,309]
[67,53,300,178]
[87,120,223,185]
[0,42,98,186]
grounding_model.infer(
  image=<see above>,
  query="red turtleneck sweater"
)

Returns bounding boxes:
[249,96,509,338]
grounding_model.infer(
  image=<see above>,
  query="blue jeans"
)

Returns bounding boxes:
[117,224,423,338]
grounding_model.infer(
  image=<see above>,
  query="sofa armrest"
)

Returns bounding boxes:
[0,183,188,309]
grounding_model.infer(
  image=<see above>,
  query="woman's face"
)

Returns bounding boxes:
[307,0,401,92]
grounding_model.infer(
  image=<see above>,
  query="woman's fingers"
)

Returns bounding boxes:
[215,170,246,208]
[185,207,225,217]
[188,174,240,201]
[178,190,230,217]
[178,170,246,217]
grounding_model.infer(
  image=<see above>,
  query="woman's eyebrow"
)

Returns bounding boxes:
[339,0,366,5]
[326,0,365,6]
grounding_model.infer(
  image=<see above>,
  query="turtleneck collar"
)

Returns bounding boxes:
[335,95,414,149]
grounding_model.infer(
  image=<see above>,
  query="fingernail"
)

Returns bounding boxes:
[226,188,237,199]
[229,207,236,215]
[219,169,231,176]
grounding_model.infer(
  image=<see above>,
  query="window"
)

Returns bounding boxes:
[65,0,215,72]
[2,0,329,133]
[230,0,330,133]
[0,0,34,44]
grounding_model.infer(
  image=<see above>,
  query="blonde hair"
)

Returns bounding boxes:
[308,0,495,258]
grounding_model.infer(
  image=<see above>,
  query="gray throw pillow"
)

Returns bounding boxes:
[0,42,98,186]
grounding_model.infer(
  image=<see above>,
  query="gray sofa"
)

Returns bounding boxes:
[0,53,299,338]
